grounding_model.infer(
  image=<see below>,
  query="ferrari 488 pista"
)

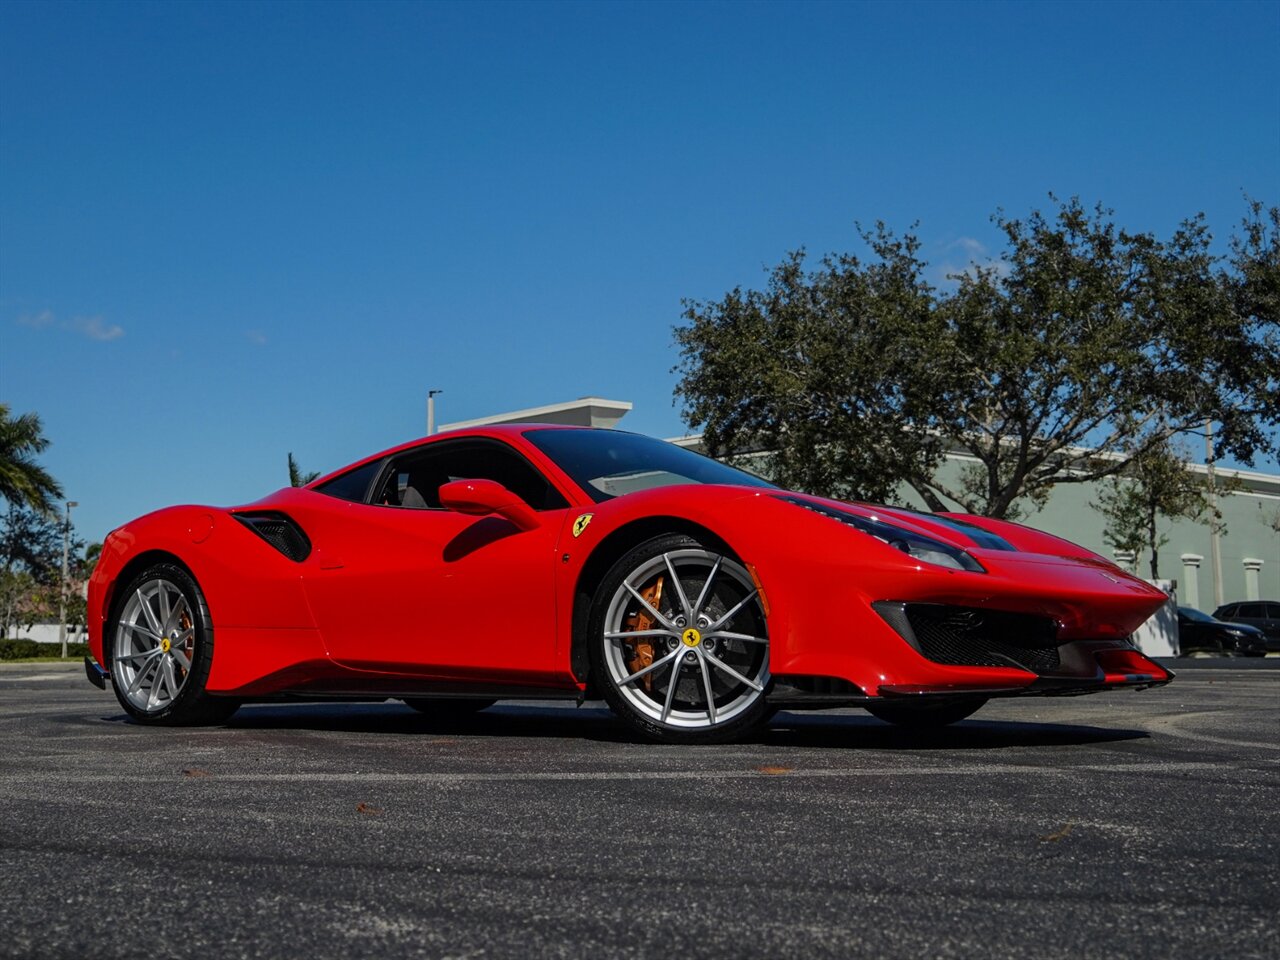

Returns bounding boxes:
[86,427,1172,743]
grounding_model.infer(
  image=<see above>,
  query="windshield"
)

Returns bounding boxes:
[1178,607,1216,623]
[525,429,774,502]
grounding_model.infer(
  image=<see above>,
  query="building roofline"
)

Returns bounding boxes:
[441,397,633,431]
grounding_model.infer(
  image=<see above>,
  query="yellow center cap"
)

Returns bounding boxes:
[681,628,702,647]
[160,637,171,653]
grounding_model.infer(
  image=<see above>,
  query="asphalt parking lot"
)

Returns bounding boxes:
[1,663,1276,960]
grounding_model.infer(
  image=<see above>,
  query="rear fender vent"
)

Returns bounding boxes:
[233,512,312,562]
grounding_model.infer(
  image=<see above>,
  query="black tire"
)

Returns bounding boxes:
[864,696,987,728]
[588,534,773,744]
[106,561,239,726]
[402,698,496,716]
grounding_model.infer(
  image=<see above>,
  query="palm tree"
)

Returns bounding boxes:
[0,404,63,514]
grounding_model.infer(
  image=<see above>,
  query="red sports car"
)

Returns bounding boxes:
[85,426,1172,743]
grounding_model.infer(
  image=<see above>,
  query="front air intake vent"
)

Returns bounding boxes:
[874,602,1061,674]
[234,512,311,562]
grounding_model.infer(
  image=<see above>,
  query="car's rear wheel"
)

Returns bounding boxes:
[589,535,772,744]
[108,562,239,725]
[402,698,495,716]
[864,696,987,728]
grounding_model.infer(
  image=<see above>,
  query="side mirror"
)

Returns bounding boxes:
[438,479,540,532]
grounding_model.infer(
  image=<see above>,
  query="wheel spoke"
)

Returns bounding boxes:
[157,587,172,634]
[128,656,157,696]
[163,657,181,700]
[170,646,191,671]
[174,626,194,645]
[704,630,769,645]
[696,652,717,725]
[703,651,765,692]
[136,589,162,635]
[618,647,681,687]
[691,555,722,620]
[662,553,693,620]
[706,589,759,633]
[622,581,676,630]
[660,656,683,723]
[147,661,167,708]
[115,647,160,663]
[163,593,189,635]
[120,621,160,643]
[604,629,677,641]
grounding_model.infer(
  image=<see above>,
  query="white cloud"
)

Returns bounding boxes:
[246,330,268,346]
[934,236,1011,285]
[71,315,125,341]
[17,309,55,329]
[13,309,125,341]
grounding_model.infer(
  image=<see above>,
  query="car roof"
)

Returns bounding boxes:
[305,424,601,489]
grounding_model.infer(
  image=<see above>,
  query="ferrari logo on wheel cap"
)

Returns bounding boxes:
[681,628,702,647]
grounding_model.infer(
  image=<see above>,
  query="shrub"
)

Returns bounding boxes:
[0,639,91,660]
[0,639,41,660]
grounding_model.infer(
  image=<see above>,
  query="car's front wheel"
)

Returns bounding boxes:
[589,535,772,744]
[107,561,239,725]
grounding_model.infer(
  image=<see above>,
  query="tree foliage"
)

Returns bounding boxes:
[0,404,63,514]
[0,504,77,636]
[1093,442,1218,579]
[288,453,320,488]
[675,197,1280,518]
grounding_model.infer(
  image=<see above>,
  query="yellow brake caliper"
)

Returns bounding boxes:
[623,576,664,693]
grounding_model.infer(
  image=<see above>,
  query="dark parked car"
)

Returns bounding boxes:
[1178,607,1268,657]
[1212,601,1280,652]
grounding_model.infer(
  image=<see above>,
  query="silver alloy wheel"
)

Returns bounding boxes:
[111,578,196,714]
[602,549,768,729]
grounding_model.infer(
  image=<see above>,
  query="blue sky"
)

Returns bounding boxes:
[2,0,1278,543]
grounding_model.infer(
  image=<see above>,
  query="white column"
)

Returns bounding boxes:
[1180,554,1203,610]
[1243,558,1264,601]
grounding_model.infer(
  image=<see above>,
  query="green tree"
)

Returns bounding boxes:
[288,453,320,487]
[675,197,1280,518]
[0,404,63,514]
[1093,443,1219,579]
[674,226,950,504]
[0,504,68,636]
[63,540,101,638]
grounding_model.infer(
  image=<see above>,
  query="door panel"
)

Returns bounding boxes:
[291,495,570,685]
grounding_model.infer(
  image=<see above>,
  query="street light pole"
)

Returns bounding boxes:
[60,500,78,659]
[427,389,444,436]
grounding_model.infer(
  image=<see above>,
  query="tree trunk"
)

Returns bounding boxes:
[1147,507,1160,580]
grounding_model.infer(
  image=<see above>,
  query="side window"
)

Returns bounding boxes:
[313,459,382,503]
[1237,603,1264,618]
[1264,604,1280,619]
[373,440,568,511]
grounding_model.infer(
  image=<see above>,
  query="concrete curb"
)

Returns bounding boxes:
[0,659,83,673]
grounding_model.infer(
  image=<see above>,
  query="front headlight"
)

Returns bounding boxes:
[776,496,986,573]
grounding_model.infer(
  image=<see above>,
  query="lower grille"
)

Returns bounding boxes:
[900,604,1060,673]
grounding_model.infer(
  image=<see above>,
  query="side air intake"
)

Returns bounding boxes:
[233,512,311,562]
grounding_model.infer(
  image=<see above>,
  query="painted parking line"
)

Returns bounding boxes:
[0,673,77,682]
